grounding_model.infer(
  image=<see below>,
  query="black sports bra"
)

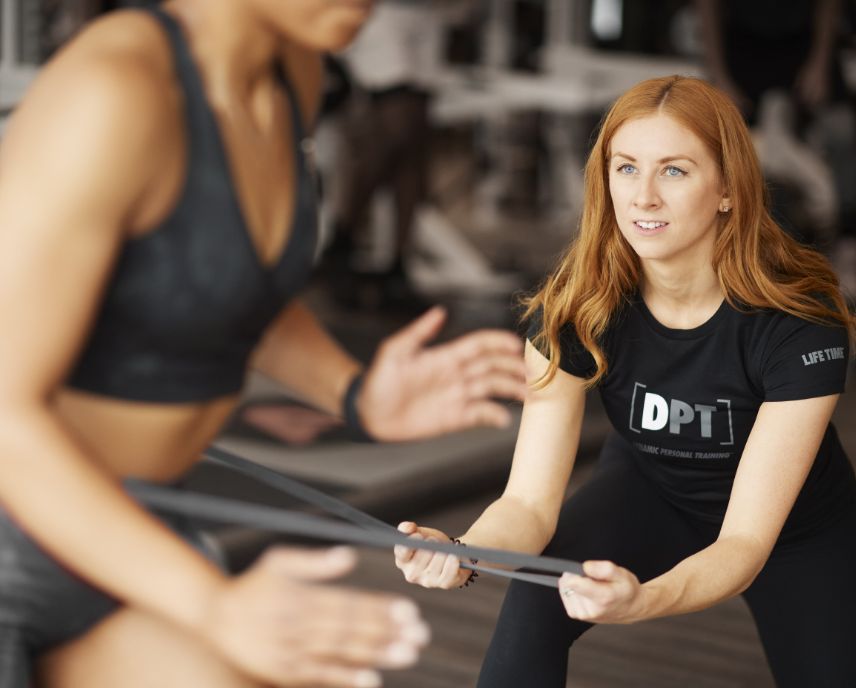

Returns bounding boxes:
[65,8,318,402]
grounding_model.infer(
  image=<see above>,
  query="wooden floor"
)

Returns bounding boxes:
[340,396,856,688]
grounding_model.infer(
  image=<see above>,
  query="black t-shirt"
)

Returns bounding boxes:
[530,296,855,539]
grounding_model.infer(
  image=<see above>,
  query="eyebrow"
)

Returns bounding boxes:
[611,152,698,166]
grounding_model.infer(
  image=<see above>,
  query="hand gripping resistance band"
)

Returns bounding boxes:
[125,444,583,587]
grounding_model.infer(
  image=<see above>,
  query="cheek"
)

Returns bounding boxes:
[607,180,627,211]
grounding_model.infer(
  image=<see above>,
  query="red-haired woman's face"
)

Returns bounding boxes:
[608,114,730,269]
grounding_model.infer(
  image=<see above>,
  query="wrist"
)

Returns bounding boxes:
[342,371,375,442]
[175,565,230,637]
[452,537,479,588]
[630,579,673,623]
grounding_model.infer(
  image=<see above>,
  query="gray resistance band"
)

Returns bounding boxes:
[127,445,584,587]
[204,446,578,587]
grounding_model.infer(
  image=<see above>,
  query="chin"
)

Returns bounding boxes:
[318,8,371,50]
[278,6,369,52]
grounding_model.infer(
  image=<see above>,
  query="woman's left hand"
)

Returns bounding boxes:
[558,560,643,625]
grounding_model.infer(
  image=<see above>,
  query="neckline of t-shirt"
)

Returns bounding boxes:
[634,292,731,340]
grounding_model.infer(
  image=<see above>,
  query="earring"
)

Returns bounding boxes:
[720,205,731,213]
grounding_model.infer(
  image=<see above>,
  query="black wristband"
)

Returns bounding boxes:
[343,372,375,442]
[452,537,479,588]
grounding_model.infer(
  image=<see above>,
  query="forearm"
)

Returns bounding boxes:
[0,403,226,633]
[633,535,765,622]
[251,300,361,416]
[460,493,556,561]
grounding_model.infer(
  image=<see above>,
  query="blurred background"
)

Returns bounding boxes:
[1,1,855,685]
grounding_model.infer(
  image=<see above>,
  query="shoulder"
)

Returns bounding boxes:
[11,11,177,134]
[743,307,850,401]
[0,12,180,231]
[2,11,181,212]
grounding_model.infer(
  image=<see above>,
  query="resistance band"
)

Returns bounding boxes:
[126,444,584,587]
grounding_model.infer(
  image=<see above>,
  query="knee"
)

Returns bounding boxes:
[495,579,589,644]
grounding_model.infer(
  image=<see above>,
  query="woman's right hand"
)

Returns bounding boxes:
[393,522,471,589]
[202,546,430,688]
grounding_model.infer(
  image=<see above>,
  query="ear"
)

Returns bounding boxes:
[718,192,732,214]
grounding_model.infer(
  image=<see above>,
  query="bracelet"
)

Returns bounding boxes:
[452,537,479,588]
[342,372,375,442]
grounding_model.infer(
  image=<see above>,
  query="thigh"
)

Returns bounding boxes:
[0,501,223,680]
[36,607,259,688]
[742,503,856,688]
[544,433,712,578]
[0,509,118,657]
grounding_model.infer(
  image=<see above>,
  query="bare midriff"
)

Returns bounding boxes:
[53,388,239,483]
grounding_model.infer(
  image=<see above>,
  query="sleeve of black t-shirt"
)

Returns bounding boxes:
[525,306,597,379]
[761,315,849,402]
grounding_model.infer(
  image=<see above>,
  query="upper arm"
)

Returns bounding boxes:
[0,55,168,402]
[503,340,588,531]
[720,394,839,555]
[722,312,849,556]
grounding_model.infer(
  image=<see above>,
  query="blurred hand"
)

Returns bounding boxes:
[202,546,430,687]
[558,560,642,625]
[359,306,527,441]
[241,404,343,446]
[393,522,471,590]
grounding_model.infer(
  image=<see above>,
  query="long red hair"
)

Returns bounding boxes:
[527,75,855,387]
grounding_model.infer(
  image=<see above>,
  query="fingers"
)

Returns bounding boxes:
[261,546,357,582]
[210,558,430,686]
[558,562,637,622]
[462,352,528,385]
[278,661,383,688]
[560,573,603,600]
[438,329,524,365]
[583,560,617,580]
[384,306,447,355]
[441,332,528,404]
[402,549,461,588]
[462,372,528,404]
[296,597,430,670]
[394,522,418,565]
[459,400,513,429]
[394,526,461,589]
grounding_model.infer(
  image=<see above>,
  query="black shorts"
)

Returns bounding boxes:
[0,494,222,687]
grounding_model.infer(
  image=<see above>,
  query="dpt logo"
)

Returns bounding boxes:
[629,382,734,445]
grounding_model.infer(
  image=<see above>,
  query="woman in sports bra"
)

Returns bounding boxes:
[0,1,528,686]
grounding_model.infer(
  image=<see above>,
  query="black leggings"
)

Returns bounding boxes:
[478,434,856,688]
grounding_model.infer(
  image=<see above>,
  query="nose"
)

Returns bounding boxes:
[632,174,661,210]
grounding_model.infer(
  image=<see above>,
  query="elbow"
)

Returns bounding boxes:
[720,533,771,595]
[505,494,559,550]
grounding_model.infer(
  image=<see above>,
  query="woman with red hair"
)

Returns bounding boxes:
[396,75,856,686]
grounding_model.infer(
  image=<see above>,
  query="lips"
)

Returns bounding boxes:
[634,220,668,230]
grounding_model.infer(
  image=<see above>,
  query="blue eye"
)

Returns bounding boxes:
[616,163,637,174]
[664,165,686,177]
